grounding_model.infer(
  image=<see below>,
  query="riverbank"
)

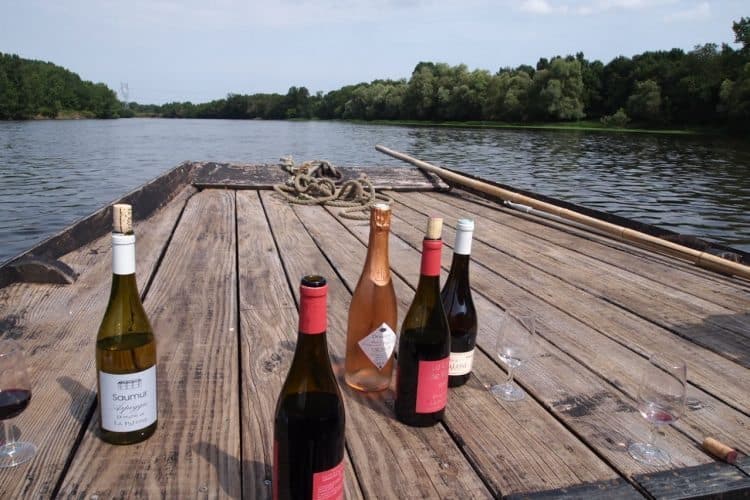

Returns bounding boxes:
[343,118,706,135]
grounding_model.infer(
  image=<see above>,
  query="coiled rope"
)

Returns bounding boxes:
[273,156,392,220]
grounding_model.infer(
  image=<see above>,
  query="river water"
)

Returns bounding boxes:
[1,118,748,264]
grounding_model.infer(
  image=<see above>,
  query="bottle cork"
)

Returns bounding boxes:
[702,437,738,464]
[113,204,133,234]
[426,217,443,240]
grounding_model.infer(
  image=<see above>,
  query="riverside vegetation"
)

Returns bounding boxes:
[1,17,749,132]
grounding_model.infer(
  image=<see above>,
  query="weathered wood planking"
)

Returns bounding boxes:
[371,195,713,477]
[297,203,619,496]
[259,191,492,499]
[451,190,750,313]
[405,192,750,354]
[0,186,195,499]
[59,189,241,498]
[193,162,450,191]
[412,191,750,363]
[392,191,750,414]
[235,191,364,499]
[505,478,644,499]
[391,192,750,454]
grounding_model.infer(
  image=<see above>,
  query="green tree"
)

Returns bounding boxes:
[627,79,662,122]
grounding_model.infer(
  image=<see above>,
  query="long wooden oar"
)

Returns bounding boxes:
[376,144,750,280]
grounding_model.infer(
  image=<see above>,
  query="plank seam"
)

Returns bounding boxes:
[234,190,245,499]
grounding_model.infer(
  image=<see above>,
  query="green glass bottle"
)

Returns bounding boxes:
[95,204,158,445]
[395,217,451,427]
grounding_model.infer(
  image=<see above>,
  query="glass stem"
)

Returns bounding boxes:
[0,419,8,448]
[505,366,514,386]
[646,422,657,449]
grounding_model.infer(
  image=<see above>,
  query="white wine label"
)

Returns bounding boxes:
[358,322,397,370]
[99,365,157,432]
[449,350,475,376]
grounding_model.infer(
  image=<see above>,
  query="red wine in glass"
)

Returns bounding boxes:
[0,340,37,468]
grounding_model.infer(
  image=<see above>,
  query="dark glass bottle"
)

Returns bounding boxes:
[442,219,477,388]
[274,276,346,500]
[395,218,451,427]
[96,204,158,445]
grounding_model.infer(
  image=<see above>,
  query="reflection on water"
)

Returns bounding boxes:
[0,119,748,264]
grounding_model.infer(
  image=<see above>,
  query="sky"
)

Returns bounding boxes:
[0,0,747,104]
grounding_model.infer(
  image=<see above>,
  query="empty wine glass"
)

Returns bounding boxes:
[628,352,687,466]
[490,311,536,401]
[0,339,36,468]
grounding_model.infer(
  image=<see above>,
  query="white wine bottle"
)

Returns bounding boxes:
[96,204,158,445]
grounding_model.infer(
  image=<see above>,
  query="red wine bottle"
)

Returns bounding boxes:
[442,218,477,387]
[395,217,451,427]
[274,275,346,500]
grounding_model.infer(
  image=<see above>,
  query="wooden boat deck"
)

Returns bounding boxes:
[0,163,749,498]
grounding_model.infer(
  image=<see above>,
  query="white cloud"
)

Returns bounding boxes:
[664,2,710,22]
[575,0,678,15]
[519,0,569,15]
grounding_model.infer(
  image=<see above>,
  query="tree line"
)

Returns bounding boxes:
[2,18,749,130]
[132,17,749,130]
[0,53,124,119]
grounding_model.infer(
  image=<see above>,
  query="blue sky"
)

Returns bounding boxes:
[1,0,746,104]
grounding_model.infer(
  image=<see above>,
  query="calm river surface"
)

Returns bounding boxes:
[1,118,748,264]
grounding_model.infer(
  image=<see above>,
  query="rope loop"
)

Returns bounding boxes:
[273,157,391,219]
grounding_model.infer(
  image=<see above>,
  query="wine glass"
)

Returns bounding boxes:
[0,339,36,468]
[490,310,536,401]
[628,352,687,466]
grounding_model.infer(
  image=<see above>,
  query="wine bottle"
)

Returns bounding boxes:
[96,204,158,445]
[344,203,398,392]
[442,218,477,388]
[274,275,346,500]
[395,217,451,427]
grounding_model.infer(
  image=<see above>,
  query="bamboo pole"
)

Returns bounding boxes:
[376,144,750,280]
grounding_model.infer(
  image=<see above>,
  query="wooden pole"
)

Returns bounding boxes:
[375,144,750,280]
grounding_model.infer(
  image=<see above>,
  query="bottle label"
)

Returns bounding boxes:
[449,350,475,376]
[358,322,397,370]
[99,365,157,432]
[416,357,449,413]
[312,460,344,500]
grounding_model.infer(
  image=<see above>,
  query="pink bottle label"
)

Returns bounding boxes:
[312,460,344,500]
[416,357,449,413]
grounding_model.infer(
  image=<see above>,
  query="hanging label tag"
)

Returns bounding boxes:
[358,322,397,370]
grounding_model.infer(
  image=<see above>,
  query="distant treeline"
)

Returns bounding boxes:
[130,17,750,130]
[2,18,749,129]
[0,53,126,119]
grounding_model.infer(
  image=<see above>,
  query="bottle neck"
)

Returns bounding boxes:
[299,284,327,335]
[365,224,391,285]
[112,233,136,276]
[416,238,442,293]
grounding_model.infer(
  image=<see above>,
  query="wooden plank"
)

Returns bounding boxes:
[407,191,750,347]
[504,478,644,499]
[388,193,750,453]
[58,189,240,498]
[259,191,491,499]
[235,191,364,499]
[449,189,750,313]
[193,162,450,191]
[0,161,198,288]
[737,456,750,477]
[299,203,620,496]
[634,463,750,499]
[389,190,750,411]
[0,186,195,499]
[370,193,713,477]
